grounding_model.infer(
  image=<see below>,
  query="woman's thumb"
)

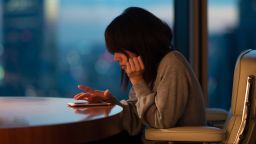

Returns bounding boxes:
[104,89,110,96]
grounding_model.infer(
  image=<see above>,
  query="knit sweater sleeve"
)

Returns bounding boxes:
[119,88,144,135]
[133,59,189,128]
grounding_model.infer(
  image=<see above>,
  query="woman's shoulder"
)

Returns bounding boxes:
[156,50,193,77]
[160,50,188,66]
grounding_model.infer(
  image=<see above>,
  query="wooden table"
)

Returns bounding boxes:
[0,97,123,144]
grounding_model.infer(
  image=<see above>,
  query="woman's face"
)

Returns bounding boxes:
[113,50,136,70]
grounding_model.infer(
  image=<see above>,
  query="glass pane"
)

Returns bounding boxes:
[208,0,256,109]
[0,0,174,99]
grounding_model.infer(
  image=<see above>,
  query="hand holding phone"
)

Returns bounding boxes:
[74,85,119,105]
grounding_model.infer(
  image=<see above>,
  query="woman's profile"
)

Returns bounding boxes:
[74,7,206,143]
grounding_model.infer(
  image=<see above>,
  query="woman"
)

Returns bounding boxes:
[74,7,206,143]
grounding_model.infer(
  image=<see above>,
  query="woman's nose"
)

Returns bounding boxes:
[113,54,119,62]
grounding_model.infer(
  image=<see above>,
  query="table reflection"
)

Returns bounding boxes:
[0,116,29,128]
[0,97,123,144]
[0,97,123,127]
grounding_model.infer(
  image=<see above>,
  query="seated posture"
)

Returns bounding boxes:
[74,7,206,143]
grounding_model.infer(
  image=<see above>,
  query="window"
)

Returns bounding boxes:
[0,1,174,99]
[208,0,244,109]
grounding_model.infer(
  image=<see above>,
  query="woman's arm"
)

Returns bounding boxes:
[133,66,189,128]
[120,88,144,135]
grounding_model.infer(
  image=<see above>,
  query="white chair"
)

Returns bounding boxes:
[145,49,256,144]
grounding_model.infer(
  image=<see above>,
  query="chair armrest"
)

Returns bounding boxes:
[206,108,228,121]
[206,108,229,128]
[145,126,226,142]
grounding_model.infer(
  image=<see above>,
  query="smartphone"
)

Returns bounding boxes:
[67,100,111,107]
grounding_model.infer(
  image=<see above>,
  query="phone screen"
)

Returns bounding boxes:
[67,100,111,107]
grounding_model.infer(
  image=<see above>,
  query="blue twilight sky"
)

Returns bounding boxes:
[57,0,239,45]
[59,0,238,6]
[0,0,239,44]
[209,0,238,6]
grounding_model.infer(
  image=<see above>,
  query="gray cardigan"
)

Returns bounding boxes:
[120,50,206,135]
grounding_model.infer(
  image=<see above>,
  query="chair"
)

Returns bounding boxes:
[145,49,256,143]
[206,108,228,129]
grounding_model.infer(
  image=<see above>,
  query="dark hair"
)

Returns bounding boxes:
[105,7,173,89]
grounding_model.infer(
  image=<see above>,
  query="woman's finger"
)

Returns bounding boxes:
[101,89,112,101]
[103,89,110,97]
[86,93,105,103]
[94,90,105,97]
[138,56,145,70]
[78,85,104,97]
[125,61,131,74]
[129,58,135,71]
[78,85,97,93]
[133,57,141,71]
[74,92,86,100]
[76,93,106,103]
[75,93,91,100]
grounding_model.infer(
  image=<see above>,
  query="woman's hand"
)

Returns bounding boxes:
[74,85,118,105]
[125,56,145,85]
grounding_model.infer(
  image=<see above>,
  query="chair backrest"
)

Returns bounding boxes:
[240,77,256,143]
[224,49,256,144]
